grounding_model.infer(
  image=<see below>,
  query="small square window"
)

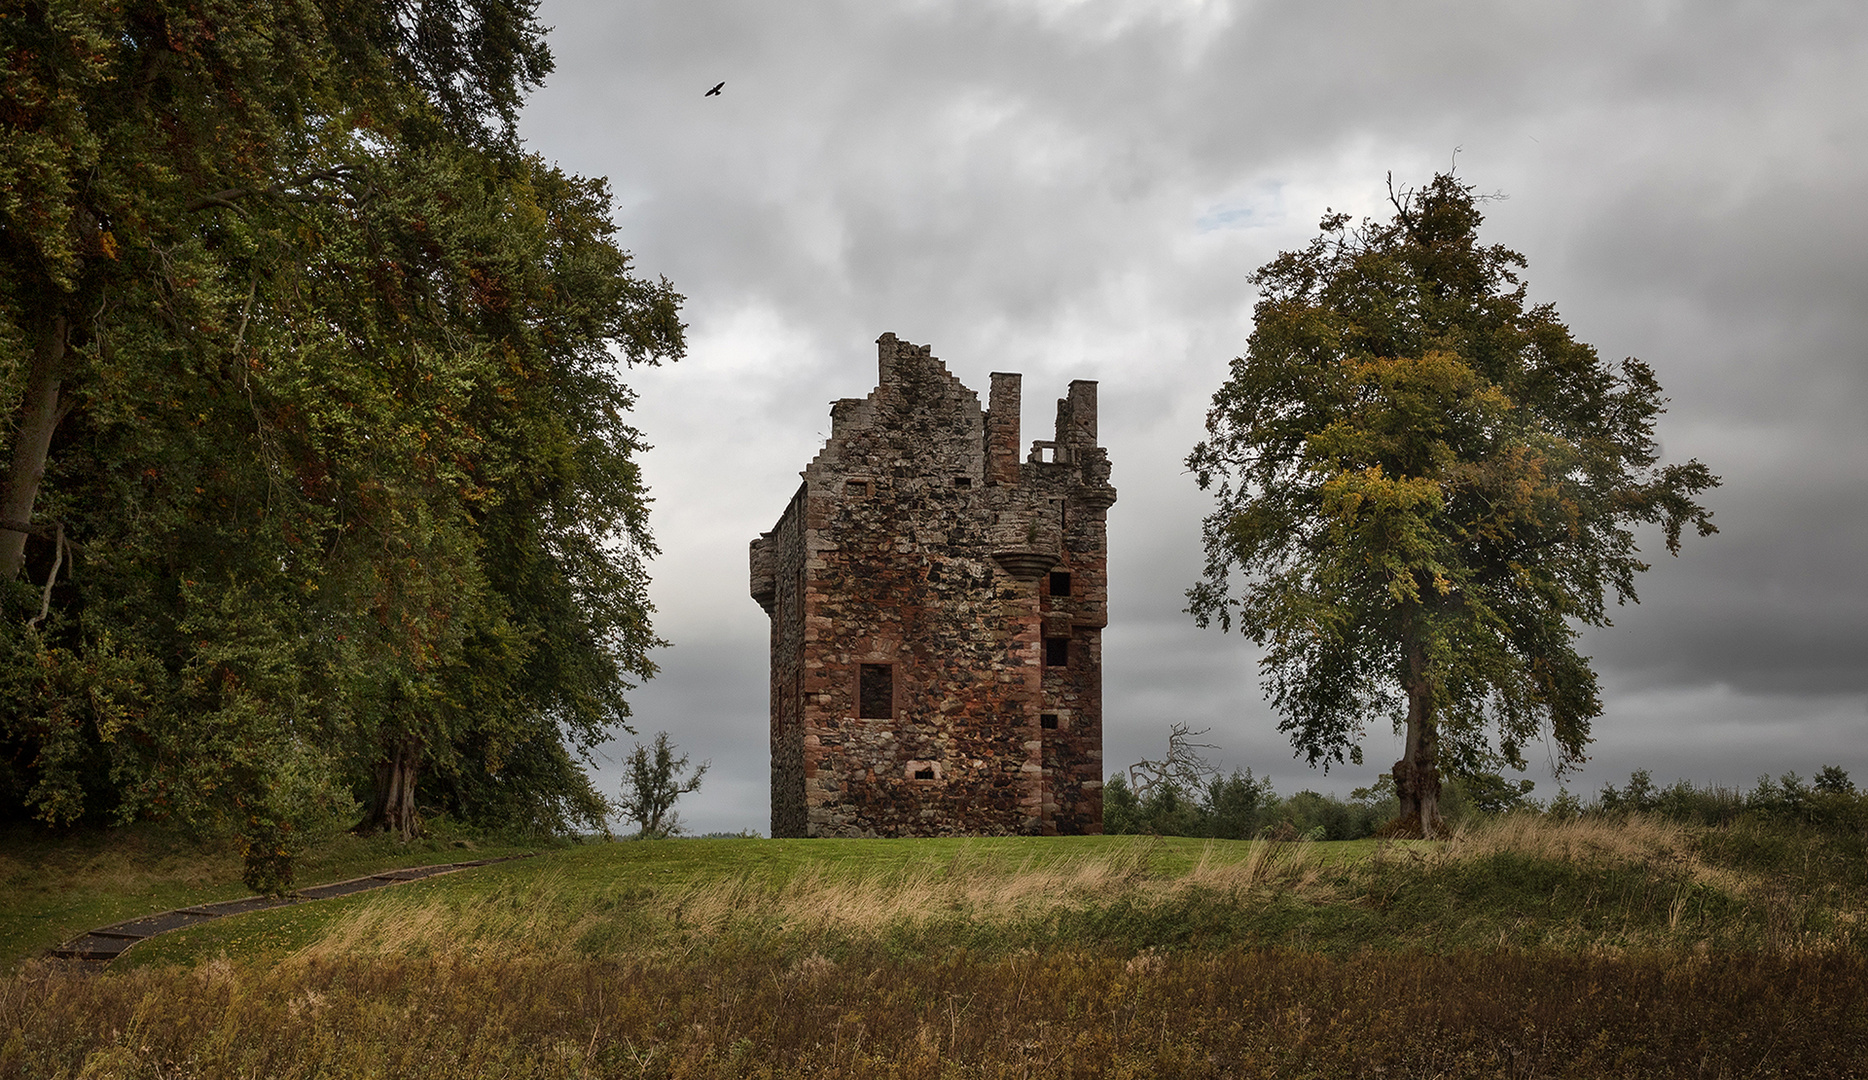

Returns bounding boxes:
[859,664,893,719]
[914,768,935,780]
[1044,638,1069,667]
[1049,571,1072,597]
[954,476,972,488]
[1040,713,1059,730]
[846,479,869,497]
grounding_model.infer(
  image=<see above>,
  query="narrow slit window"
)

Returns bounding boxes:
[1048,571,1072,597]
[1044,637,1069,667]
[859,664,893,718]
[1040,713,1059,730]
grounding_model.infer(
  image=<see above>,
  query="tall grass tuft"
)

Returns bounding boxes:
[6,949,1866,1077]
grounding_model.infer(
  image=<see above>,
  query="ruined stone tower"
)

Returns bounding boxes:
[750,333,1115,838]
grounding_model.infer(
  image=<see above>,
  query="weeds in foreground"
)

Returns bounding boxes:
[6,948,1866,1078]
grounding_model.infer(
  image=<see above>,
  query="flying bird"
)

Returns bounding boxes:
[704,81,725,97]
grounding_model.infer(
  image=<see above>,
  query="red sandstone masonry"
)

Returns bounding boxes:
[751,334,1115,837]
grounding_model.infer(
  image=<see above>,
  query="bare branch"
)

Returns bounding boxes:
[1127,723,1219,800]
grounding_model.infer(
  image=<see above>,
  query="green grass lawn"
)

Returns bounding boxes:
[0,820,547,968]
[106,815,1867,969]
[12,816,1865,974]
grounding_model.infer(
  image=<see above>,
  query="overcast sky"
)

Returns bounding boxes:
[517,0,1868,834]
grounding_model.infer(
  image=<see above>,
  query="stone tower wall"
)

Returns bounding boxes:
[751,483,808,837]
[754,333,1112,837]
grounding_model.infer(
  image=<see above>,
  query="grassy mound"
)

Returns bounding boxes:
[0,820,546,967]
[4,816,1864,1077]
[104,815,1866,968]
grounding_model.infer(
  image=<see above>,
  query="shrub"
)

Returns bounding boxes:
[1589,767,1868,835]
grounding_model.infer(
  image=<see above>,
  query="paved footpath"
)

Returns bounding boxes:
[46,854,535,970]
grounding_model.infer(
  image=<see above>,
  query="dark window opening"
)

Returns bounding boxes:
[954,475,972,488]
[1040,713,1059,730]
[846,479,868,497]
[1049,571,1072,597]
[914,768,935,780]
[1044,637,1070,667]
[859,664,893,718]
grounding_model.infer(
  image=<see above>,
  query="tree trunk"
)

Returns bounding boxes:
[1391,643,1444,838]
[358,735,424,840]
[1,313,68,581]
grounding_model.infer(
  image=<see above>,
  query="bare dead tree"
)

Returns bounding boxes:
[1127,723,1219,800]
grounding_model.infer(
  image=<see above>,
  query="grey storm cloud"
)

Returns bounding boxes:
[521,0,1868,832]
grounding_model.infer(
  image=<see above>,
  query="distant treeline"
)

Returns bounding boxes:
[1104,766,1867,841]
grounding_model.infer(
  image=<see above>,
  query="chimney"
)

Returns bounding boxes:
[1055,380,1097,449]
[876,332,902,386]
[986,372,1022,485]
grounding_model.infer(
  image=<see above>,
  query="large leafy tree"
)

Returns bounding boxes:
[1,0,681,886]
[1188,175,1716,837]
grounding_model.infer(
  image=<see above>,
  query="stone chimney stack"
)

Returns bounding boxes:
[986,372,1022,486]
[876,332,903,385]
[1055,380,1098,450]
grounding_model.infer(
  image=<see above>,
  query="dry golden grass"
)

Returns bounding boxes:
[9,948,1866,1078]
[109,815,1867,970]
[292,839,1338,963]
[224,815,1866,965]
[1442,811,1693,864]
[1439,812,1766,897]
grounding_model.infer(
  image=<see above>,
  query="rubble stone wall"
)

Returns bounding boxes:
[752,483,808,837]
[754,334,1113,837]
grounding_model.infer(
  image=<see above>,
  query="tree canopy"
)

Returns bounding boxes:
[1188,174,1717,836]
[1,0,682,888]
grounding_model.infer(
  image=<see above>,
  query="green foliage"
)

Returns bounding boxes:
[1105,769,1398,841]
[1815,765,1856,796]
[1589,767,1868,835]
[615,732,707,839]
[1188,173,1718,811]
[1456,769,1538,814]
[1109,758,1868,845]
[0,0,681,884]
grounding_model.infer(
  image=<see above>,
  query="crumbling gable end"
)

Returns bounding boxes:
[753,333,1114,838]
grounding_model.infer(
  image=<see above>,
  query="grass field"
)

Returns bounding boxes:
[4,816,1866,1077]
[0,820,546,968]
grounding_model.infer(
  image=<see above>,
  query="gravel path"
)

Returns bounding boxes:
[45,854,534,970]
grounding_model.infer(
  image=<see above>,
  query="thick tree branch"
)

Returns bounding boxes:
[27,521,66,630]
[1,314,68,580]
[185,167,357,213]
